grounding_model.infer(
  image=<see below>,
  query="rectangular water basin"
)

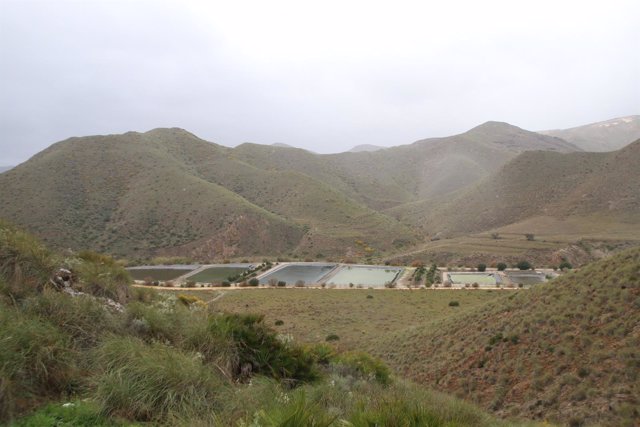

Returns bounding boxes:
[447,273,498,286]
[259,264,336,286]
[325,266,403,288]
[127,265,198,281]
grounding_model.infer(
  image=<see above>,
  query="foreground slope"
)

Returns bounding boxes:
[0,221,525,426]
[380,247,640,426]
[541,115,640,152]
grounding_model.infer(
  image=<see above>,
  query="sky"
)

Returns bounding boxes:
[1,0,639,165]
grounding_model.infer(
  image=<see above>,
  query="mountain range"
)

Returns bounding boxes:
[0,116,638,262]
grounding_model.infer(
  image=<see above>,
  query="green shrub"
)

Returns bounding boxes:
[496,262,507,271]
[248,278,260,287]
[304,343,336,365]
[221,281,231,287]
[93,336,223,422]
[325,334,340,342]
[449,301,460,307]
[516,260,532,270]
[559,261,573,270]
[10,401,115,427]
[208,313,318,383]
[275,319,284,326]
[335,351,391,385]
[277,281,286,287]
[477,263,487,272]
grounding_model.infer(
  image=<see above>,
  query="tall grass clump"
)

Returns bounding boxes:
[22,290,121,348]
[93,336,224,422]
[0,304,77,421]
[74,251,131,304]
[0,220,56,299]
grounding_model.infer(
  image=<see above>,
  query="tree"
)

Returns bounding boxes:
[248,278,259,286]
[516,260,532,270]
[496,262,507,271]
[477,263,487,272]
[559,261,573,270]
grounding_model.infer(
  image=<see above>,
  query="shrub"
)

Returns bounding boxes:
[366,294,374,299]
[208,313,318,383]
[176,294,202,307]
[221,281,231,287]
[496,262,507,271]
[472,282,479,288]
[294,280,305,287]
[248,278,260,287]
[325,334,340,342]
[449,301,460,307]
[477,263,487,272]
[335,351,391,385]
[525,233,535,241]
[516,260,532,270]
[93,336,223,421]
[275,319,284,326]
[559,261,573,270]
[277,281,286,287]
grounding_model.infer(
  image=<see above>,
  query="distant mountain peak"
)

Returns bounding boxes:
[348,144,384,153]
[271,143,295,148]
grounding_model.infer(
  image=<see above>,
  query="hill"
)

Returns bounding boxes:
[397,139,640,237]
[541,115,640,152]
[0,128,414,259]
[0,121,603,261]
[379,247,640,426]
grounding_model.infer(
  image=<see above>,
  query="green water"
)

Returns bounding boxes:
[326,266,402,287]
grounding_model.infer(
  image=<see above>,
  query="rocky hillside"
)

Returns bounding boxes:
[380,247,640,426]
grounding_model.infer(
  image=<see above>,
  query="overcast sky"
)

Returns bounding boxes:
[1,0,639,164]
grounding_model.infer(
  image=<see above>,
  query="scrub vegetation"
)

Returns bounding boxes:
[1,220,531,426]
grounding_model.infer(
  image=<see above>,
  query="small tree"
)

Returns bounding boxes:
[559,261,573,270]
[248,278,260,287]
[294,280,305,287]
[496,262,507,271]
[277,280,286,287]
[516,260,532,270]
[477,263,487,272]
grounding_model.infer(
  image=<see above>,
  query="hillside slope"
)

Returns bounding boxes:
[541,115,640,152]
[402,139,640,236]
[380,247,640,426]
[0,128,414,259]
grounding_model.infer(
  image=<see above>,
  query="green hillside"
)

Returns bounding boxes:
[379,247,640,426]
[1,121,632,263]
[397,139,640,236]
[0,128,418,259]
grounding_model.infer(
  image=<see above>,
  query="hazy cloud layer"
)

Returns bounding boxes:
[1,0,639,164]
